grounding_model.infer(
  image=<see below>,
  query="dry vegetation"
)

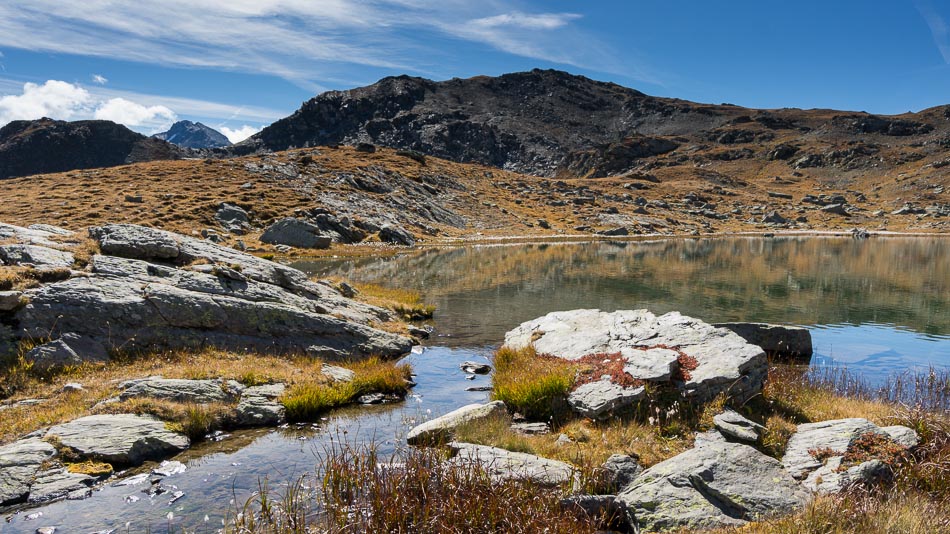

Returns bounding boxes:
[0,145,945,260]
[0,347,411,445]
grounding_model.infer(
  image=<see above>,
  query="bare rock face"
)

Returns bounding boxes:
[504,309,768,406]
[0,439,57,505]
[618,441,811,531]
[12,224,412,362]
[260,218,332,249]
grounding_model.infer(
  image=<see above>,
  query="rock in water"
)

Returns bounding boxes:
[619,441,811,531]
[0,439,57,505]
[504,309,767,403]
[45,414,189,466]
[406,401,507,445]
[712,322,813,359]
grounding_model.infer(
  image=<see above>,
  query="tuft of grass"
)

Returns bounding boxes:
[330,279,436,320]
[0,266,71,291]
[66,460,113,477]
[281,357,412,422]
[491,345,575,422]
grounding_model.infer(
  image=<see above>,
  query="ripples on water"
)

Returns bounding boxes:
[6,236,948,532]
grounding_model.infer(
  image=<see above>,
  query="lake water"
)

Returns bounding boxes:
[5,236,949,532]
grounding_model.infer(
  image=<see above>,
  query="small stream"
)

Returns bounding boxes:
[4,236,949,532]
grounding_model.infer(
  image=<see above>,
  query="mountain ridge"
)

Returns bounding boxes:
[153,120,231,149]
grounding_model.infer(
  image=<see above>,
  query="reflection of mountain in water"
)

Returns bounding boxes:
[299,237,950,346]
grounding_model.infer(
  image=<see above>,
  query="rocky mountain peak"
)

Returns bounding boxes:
[152,120,231,149]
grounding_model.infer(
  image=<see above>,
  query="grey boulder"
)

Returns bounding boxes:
[448,442,577,487]
[0,438,57,504]
[45,414,189,466]
[407,401,507,445]
[260,218,331,249]
[619,441,810,531]
[568,379,645,420]
[712,322,813,359]
[27,467,94,504]
[0,244,74,268]
[235,384,287,426]
[24,333,110,370]
[713,409,764,443]
[0,290,23,311]
[601,453,643,492]
[505,309,768,403]
[782,418,886,479]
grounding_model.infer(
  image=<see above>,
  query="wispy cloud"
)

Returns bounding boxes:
[0,1,657,87]
[915,0,950,63]
[219,125,261,143]
[91,74,108,85]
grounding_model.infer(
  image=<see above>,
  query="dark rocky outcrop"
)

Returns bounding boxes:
[0,118,184,179]
[152,120,231,149]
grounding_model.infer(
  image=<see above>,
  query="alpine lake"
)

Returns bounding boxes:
[5,235,949,532]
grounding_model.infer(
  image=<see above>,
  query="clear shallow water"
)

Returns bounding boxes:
[5,236,948,532]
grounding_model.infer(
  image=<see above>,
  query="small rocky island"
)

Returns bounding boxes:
[406,309,919,532]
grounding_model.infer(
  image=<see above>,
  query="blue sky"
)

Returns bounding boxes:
[1,0,949,142]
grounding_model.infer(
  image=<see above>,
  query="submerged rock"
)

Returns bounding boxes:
[619,441,810,531]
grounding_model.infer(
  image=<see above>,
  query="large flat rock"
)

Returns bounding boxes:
[504,309,768,403]
[447,442,577,487]
[45,414,189,466]
[119,378,245,403]
[781,418,882,479]
[618,441,810,531]
[712,322,813,359]
[0,438,57,505]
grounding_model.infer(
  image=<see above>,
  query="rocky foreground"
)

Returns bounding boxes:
[1,221,412,363]
[407,309,918,532]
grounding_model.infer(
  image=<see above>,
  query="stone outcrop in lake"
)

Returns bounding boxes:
[504,309,768,409]
[2,222,412,362]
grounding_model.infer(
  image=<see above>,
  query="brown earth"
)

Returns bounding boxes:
[0,143,947,256]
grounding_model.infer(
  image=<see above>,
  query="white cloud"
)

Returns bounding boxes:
[0,80,93,124]
[470,12,581,31]
[91,74,108,85]
[93,97,176,130]
[219,124,261,143]
[0,1,655,86]
[0,80,177,132]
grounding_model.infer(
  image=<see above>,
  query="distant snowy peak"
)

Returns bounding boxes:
[153,120,231,149]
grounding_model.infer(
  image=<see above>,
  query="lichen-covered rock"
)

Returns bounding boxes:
[407,401,507,445]
[567,379,645,420]
[601,453,643,492]
[619,441,810,531]
[26,467,94,504]
[45,414,189,466]
[448,442,577,487]
[24,333,110,371]
[504,309,768,403]
[782,418,884,479]
[802,457,890,494]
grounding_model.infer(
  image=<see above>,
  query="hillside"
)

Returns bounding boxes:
[0,145,946,255]
[232,69,950,188]
[0,118,184,179]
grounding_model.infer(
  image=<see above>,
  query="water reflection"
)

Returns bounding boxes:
[300,236,950,375]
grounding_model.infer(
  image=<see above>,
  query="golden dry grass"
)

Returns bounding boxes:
[0,348,405,445]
